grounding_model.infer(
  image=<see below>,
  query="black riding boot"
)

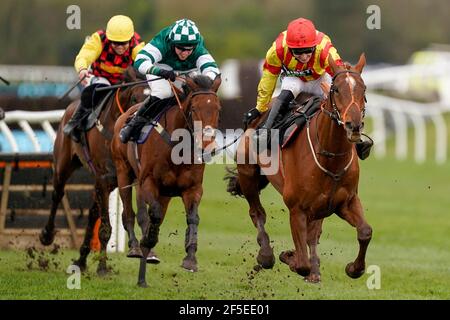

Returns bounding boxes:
[119,96,161,143]
[63,85,95,143]
[255,90,294,149]
[63,104,87,143]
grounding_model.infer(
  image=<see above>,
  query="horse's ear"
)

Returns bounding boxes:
[185,77,199,91]
[211,74,222,92]
[123,66,137,82]
[320,82,331,98]
[354,53,366,73]
[328,54,342,74]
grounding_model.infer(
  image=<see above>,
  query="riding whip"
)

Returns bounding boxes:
[95,70,194,92]
[58,75,87,101]
[0,76,10,86]
[95,77,164,92]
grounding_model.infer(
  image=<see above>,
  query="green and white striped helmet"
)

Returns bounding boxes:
[169,19,201,45]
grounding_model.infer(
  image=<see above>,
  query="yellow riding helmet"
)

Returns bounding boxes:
[106,15,134,42]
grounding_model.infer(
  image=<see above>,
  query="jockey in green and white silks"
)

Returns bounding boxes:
[119,19,220,143]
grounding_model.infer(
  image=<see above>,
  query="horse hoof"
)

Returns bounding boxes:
[295,266,311,277]
[146,251,161,264]
[127,247,144,259]
[257,251,275,269]
[96,267,110,277]
[304,273,321,283]
[345,262,365,279]
[39,228,55,246]
[137,281,148,288]
[72,260,87,273]
[279,250,295,265]
[181,258,198,272]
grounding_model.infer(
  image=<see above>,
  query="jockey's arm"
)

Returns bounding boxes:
[74,32,102,74]
[196,52,220,81]
[131,41,146,61]
[255,44,282,113]
[134,43,163,76]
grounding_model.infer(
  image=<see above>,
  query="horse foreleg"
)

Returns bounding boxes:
[286,206,311,276]
[96,184,112,277]
[118,181,142,259]
[140,200,162,249]
[239,171,274,269]
[304,219,323,283]
[136,189,166,264]
[181,188,202,272]
[73,201,99,271]
[336,195,372,279]
[40,155,79,246]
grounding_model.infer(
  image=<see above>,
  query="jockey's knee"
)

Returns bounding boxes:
[280,78,302,98]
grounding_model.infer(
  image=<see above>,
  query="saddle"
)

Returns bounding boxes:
[277,96,322,148]
[83,85,115,131]
[257,96,322,149]
[135,97,177,144]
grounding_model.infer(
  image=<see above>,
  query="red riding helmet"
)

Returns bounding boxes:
[286,18,319,48]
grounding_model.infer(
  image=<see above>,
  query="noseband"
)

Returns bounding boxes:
[321,70,366,126]
[185,90,218,133]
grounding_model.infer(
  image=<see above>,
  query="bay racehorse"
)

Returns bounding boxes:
[111,74,221,286]
[226,54,372,282]
[39,67,149,275]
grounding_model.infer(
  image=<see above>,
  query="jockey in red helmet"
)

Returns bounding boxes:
[244,18,343,139]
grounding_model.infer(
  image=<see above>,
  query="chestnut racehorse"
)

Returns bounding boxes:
[111,74,221,286]
[226,54,372,283]
[40,67,148,275]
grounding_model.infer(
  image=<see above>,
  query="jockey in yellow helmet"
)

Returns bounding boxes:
[64,15,145,142]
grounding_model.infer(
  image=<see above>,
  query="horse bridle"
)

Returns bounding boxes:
[306,69,367,182]
[321,70,367,126]
[186,90,219,134]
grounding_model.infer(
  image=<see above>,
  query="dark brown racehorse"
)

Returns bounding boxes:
[111,74,221,286]
[39,67,148,275]
[226,54,372,283]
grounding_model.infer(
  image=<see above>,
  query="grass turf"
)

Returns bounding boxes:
[0,152,449,299]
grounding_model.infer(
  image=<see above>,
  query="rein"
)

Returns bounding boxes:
[114,88,125,114]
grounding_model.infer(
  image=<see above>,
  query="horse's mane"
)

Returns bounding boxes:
[179,74,212,100]
[122,66,140,83]
[192,75,213,89]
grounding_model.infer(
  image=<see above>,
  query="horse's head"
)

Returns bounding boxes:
[321,53,367,143]
[183,74,222,150]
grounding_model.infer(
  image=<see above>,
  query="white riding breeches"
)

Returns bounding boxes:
[280,73,332,99]
[86,76,111,87]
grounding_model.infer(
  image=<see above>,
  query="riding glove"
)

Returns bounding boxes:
[158,69,177,82]
[243,107,261,129]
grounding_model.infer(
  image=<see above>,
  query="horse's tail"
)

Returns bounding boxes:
[224,166,269,197]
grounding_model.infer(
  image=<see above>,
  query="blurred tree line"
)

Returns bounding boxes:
[1,0,449,66]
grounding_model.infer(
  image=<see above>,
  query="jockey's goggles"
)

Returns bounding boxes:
[175,45,195,52]
[111,40,130,46]
[290,47,315,55]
